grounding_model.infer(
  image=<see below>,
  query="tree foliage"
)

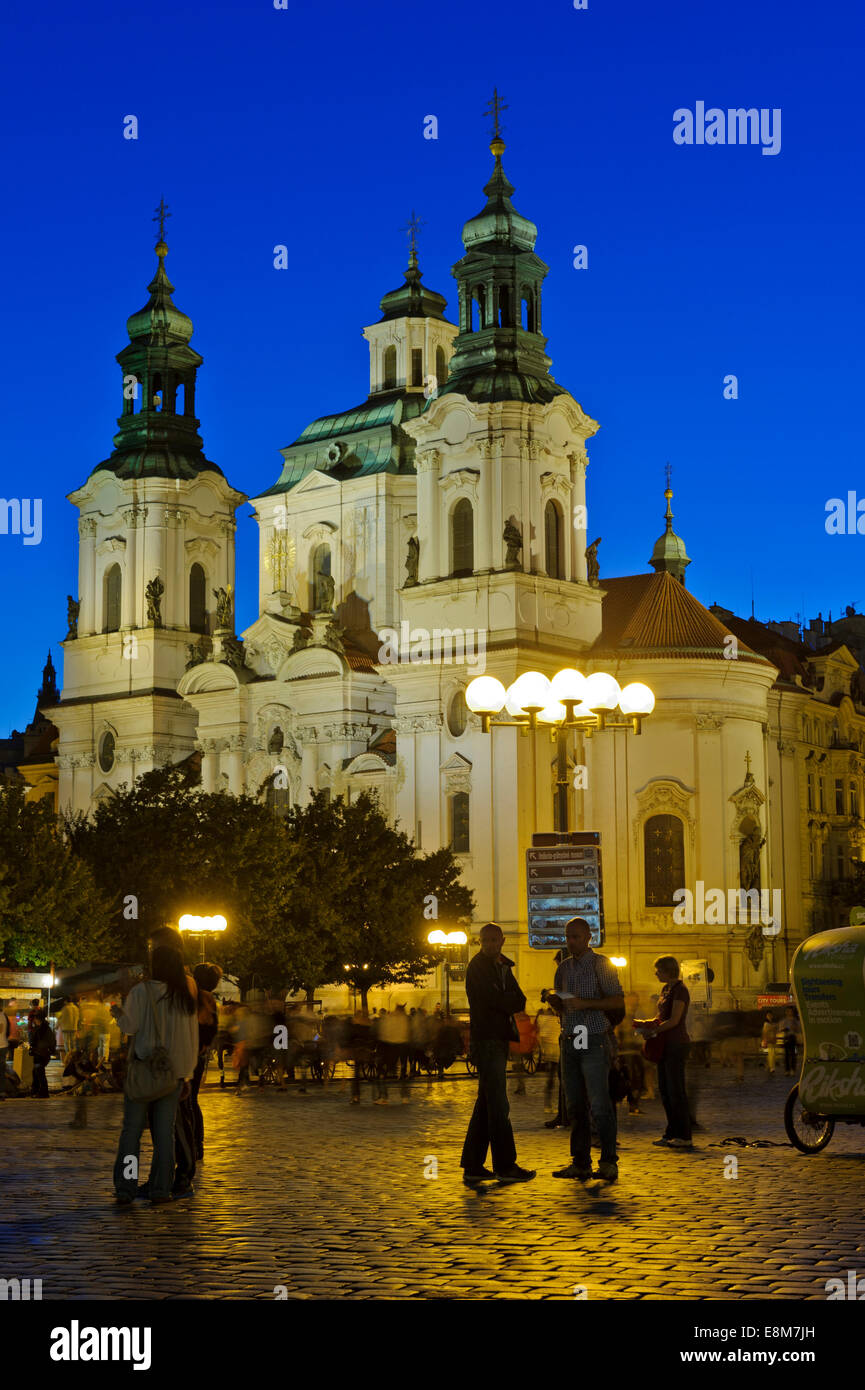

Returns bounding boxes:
[0,780,113,968]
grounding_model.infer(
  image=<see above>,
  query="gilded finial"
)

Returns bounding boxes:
[484,87,508,155]
[664,462,674,528]
[153,197,171,256]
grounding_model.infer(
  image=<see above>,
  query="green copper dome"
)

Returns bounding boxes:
[378,250,448,322]
[461,138,538,252]
[648,483,691,585]
[92,229,222,482]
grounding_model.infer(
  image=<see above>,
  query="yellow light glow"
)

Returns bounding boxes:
[550,668,587,704]
[537,701,567,725]
[619,682,655,716]
[428,929,468,946]
[610,955,628,968]
[178,914,228,933]
[465,675,507,714]
[508,670,552,713]
[583,671,621,711]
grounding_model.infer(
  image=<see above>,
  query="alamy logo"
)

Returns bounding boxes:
[673,102,781,156]
[826,1270,865,1300]
[673,882,781,935]
[0,1277,42,1300]
[49,1321,151,1370]
[377,621,486,672]
[0,498,42,545]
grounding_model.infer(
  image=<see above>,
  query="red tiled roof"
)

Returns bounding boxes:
[592,571,767,662]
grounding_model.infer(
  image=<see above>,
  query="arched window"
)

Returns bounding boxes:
[450,791,470,853]
[98,730,116,774]
[104,564,121,632]
[436,345,448,386]
[521,288,536,333]
[383,346,397,390]
[451,499,474,577]
[175,380,185,415]
[410,348,423,387]
[475,286,486,329]
[151,372,163,412]
[189,563,207,633]
[311,542,332,610]
[850,782,859,818]
[544,499,564,578]
[644,814,685,906]
[498,285,511,327]
[465,292,475,332]
[447,691,467,738]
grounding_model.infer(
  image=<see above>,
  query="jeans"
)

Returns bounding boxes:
[460,1038,517,1173]
[561,1032,617,1168]
[31,1060,49,1096]
[657,1041,691,1140]
[113,1081,183,1200]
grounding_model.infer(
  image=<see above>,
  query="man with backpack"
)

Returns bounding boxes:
[545,916,624,1183]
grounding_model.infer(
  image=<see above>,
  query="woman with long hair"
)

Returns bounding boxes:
[112,944,198,1206]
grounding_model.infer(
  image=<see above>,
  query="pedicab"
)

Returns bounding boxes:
[784,925,865,1153]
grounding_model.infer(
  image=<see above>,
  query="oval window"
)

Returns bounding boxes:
[98,731,115,773]
[447,691,468,738]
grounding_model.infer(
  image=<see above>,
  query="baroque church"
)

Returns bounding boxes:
[21,123,865,1011]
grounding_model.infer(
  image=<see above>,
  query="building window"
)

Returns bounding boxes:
[851,782,859,818]
[835,778,845,815]
[410,348,423,387]
[451,498,474,577]
[807,773,814,811]
[189,563,207,633]
[435,344,448,386]
[644,814,685,907]
[808,840,816,879]
[450,791,470,853]
[98,731,115,774]
[104,564,122,632]
[544,499,564,578]
[818,778,825,812]
[383,345,397,390]
[311,542,332,611]
[447,691,468,738]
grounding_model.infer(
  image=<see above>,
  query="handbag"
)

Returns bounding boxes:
[124,982,177,1103]
[643,1033,666,1063]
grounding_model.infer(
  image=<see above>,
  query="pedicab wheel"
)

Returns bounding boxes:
[523,1045,541,1076]
[784,1083,835,1154]
[465,1055,478,1077]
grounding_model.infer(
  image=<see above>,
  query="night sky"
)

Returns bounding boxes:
[1,0,862,732]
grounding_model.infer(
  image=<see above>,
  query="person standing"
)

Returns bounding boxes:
[0,1000,11,1100]
[634,956,693,1150]
[778,1006,800,1075]
[460,922,536,1185]
[190,963,222,1159]
[57,997,80,1061]
[28,1009,56,1097]
[546,917,624,1183]
[761,1011,777,1076]
[111,944,198,1206]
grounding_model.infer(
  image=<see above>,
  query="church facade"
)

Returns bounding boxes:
[42,133,865,1011]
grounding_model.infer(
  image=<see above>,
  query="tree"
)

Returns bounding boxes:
[66,763,291,969]
[0,780,113,968]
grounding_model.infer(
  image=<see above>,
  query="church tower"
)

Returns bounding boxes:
[53,207,246,812]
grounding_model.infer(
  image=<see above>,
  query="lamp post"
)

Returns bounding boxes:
[428,929,468,1015]
[178,913,228,963]
[465,669,655,834]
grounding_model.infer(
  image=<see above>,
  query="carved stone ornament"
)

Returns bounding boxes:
[696,713,724,733]
[394,713,444,734]
[539,470,571,503]
[96,536,127,556]
[122,505,148,527]
[439,468,480,498]
[185,537,219,558]
[728,776,766,835]
[415,448,441,474]
[78,517,98,538]
[777,739,796,756]
[66,596,80,640]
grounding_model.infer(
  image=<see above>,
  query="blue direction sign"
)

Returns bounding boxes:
[526,833,604,950]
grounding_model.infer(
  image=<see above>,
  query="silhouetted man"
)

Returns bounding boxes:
[460,922,536,1186]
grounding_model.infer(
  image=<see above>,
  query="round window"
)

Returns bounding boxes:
[447,691,468,738]
[98,731,115,773]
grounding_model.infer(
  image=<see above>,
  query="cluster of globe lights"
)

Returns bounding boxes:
[464,669,655,734]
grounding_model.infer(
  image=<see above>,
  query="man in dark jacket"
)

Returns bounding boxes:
[460,923,536,1186]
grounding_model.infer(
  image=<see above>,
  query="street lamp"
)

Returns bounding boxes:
[427,929,468,1015]
[466,668,655,834]
[178,913,228,962]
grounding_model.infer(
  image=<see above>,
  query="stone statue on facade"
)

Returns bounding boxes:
[66,596,80,640]
[186,638,209,669]
[739,825,765,893]
[145,575,164,627]
[404,535,419,588]
[213,586,233,631]
[503,518,523,570]
[316,571,335,613]
[291,625,312,653]
[586,537,602,585]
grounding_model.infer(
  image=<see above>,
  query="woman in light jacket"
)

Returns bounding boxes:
[112,945,198,1206]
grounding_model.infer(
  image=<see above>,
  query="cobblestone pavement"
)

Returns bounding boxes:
[2,1065,864,1300]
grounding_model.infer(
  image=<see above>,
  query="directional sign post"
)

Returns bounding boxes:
[526,832,604,950]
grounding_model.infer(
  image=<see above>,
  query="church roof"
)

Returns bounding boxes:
[261,393,425,496]
[591,571,769,663]
[377,250,448,323]
[720,615,814,686]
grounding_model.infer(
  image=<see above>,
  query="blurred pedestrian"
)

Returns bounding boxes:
[57,997,80,1061]
[190,962,222,1158]
[111,943,198,1207]
[461,922,536,1185]
[761,1011,777,1076]
[778,1006,800,1075]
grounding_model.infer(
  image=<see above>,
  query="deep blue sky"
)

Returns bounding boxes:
[1,0,863,731]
